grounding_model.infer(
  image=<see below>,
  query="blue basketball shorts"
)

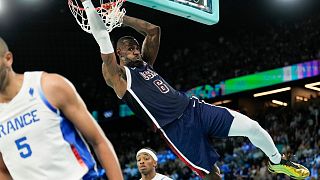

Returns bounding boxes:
[160,97,234,177]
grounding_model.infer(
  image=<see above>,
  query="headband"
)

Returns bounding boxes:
[136,148,158,161]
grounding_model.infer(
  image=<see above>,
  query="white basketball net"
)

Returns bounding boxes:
[68,0,126,33]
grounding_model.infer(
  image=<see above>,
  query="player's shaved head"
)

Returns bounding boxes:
[0,37,9,57]
[116,36,139,49]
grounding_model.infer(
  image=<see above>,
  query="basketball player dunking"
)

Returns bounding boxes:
[80,0,310,179]
[0,37,123,180]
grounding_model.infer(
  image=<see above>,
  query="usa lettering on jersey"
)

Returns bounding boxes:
[139,68,158,80]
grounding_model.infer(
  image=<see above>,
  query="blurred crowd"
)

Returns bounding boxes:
[105,99,319,180]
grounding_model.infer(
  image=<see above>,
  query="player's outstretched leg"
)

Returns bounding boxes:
[227,109,310,179]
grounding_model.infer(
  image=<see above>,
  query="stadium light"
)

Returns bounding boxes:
[253,87,291,97]
[0,0,4,14]
[265,0,313,17]
[305,82,320,92]
[274,0,305,6]
[272,100,288,106]
[276,0,299,3]
[296,96,309,102]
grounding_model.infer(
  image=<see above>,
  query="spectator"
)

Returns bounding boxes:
[136,148,173,180]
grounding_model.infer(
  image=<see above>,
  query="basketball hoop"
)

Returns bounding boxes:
[68,0,126,33]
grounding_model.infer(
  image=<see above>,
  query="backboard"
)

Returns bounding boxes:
[126,0,219,25]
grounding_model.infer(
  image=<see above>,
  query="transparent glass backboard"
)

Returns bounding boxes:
[126,0,219,25]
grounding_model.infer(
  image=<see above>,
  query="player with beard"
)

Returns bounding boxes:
[136,148,172,180]
[80,0,310,179]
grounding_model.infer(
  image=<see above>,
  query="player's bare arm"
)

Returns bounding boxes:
[101,54,127,97]
[0,153,12,180]
[123,15,161,66]
[80,0,127,97]
[41,73,123,180]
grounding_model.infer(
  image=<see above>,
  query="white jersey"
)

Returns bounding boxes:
[140,173,173,180]
[0,72,98,180]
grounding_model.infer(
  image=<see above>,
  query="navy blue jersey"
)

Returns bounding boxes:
[122,63,190,128]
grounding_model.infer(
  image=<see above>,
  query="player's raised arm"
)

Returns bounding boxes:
[0,153,12,180]
[81,0,123,89]
[123,15,161,66]
[41,73,123,180]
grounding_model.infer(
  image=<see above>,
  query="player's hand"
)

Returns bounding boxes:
[120,19,127,27]
[121,15,129,27]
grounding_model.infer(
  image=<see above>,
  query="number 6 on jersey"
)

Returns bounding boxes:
[153,80,169,93]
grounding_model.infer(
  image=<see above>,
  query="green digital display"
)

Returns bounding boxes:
[119,104,134,117]
[224,60,320,95]
[224,69,284,94]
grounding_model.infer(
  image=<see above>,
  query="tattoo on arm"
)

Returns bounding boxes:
[102,59,118,76]
[102,64,113,87]
[119,68,127,81]
[101,54,119,87]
